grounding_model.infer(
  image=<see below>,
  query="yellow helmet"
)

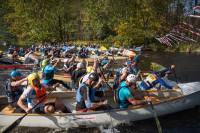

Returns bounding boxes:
[0,51,3,55]
[86,66,93,73]
[28,73,39,85]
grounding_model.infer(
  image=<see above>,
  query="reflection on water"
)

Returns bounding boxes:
[0,51,200,133]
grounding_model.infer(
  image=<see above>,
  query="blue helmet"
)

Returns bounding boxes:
[10,45,12,48]
[10,70,23,77]
[101,60,109,66]
[14,46,16,49]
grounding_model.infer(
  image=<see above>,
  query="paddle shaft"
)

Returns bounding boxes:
[1,86,57,133]
[144,86,162,133]
[173,69,178,83]
[98,65,112,90]
[100,77,115,133]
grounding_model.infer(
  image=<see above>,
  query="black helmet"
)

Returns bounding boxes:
[89,73,99,81]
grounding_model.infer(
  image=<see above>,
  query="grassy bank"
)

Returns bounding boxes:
[148,43,200,53]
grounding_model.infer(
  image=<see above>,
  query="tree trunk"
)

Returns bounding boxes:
[58,16,63,41]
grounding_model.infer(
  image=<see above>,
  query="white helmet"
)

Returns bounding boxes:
[127,74,137,83]
[50,60,56,64]
[64,58,69,63]
[77,63,84,68]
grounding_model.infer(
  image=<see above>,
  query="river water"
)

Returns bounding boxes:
[0,48,200,133]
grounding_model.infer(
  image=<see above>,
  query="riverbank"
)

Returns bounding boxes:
[148,43,200,54]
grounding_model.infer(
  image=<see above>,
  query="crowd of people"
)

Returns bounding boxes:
[3,43,178,115]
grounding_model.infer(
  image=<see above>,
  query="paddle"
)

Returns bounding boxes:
[99,70,115,133]
[173,69,178,83]
[98,65,112,90]
[1,85,58,133]
[143,84,162,133]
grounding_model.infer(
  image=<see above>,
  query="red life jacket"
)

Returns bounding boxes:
[29,84,47,103]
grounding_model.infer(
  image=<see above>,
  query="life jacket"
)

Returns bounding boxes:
[5,79,23,103]
[113,68,123,90]
[78,74,87,87]
[29,84,47,103]
[42,65,54,80]
[76,83,95,102]
[114,85,130,107]
[144,73,159,88]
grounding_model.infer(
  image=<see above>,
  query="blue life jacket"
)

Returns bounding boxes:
[76,83,95,102]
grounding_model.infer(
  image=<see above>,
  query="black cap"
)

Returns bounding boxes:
[89,73,99,81]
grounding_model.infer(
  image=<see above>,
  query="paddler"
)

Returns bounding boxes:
[76,73,108,113]
[115,74,151,108]
[42,59,71,90]
[8,45,14,54]
[5,70,28,108]
[18,47,26,57]
[139,65,176,90]
[18,73,71,114]
[62,56,77,76]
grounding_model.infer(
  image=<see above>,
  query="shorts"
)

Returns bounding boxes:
[33,102,55,114]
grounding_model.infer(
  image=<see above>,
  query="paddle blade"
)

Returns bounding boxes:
[1,116,23,133]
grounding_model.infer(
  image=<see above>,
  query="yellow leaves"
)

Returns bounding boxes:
[114,41,120,46]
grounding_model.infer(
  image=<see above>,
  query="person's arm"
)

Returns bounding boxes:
[103,59,112,69]
[17,87,32,113]
[82,86,108,109]
[119,63,131,81]
[91,100,108,109]
[11,78,27,87]
[65,63,76,72]
[18,97,32,113]
[93,77,103,90]
[86,60,89,68]
[53,59,60,68]
[93,59,97,72]
[155,78,173,89]
[128,96,151,106]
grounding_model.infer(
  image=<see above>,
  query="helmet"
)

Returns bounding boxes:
[28,73,39,85]
[86,66,93,73]
[10,70,23,77]
[42,59,50,66]
[50,60,56,64]
[10,45,12,48]
[101,60,109,66]
[127,74,137,83]
[14,46,16,49]
[64,58,69,63]
[0,51,3,55]
[129,55,134,58]
[77,63,84,68]
[89,73,99,81]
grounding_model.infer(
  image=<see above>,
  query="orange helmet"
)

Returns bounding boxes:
[129,55,134,58]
